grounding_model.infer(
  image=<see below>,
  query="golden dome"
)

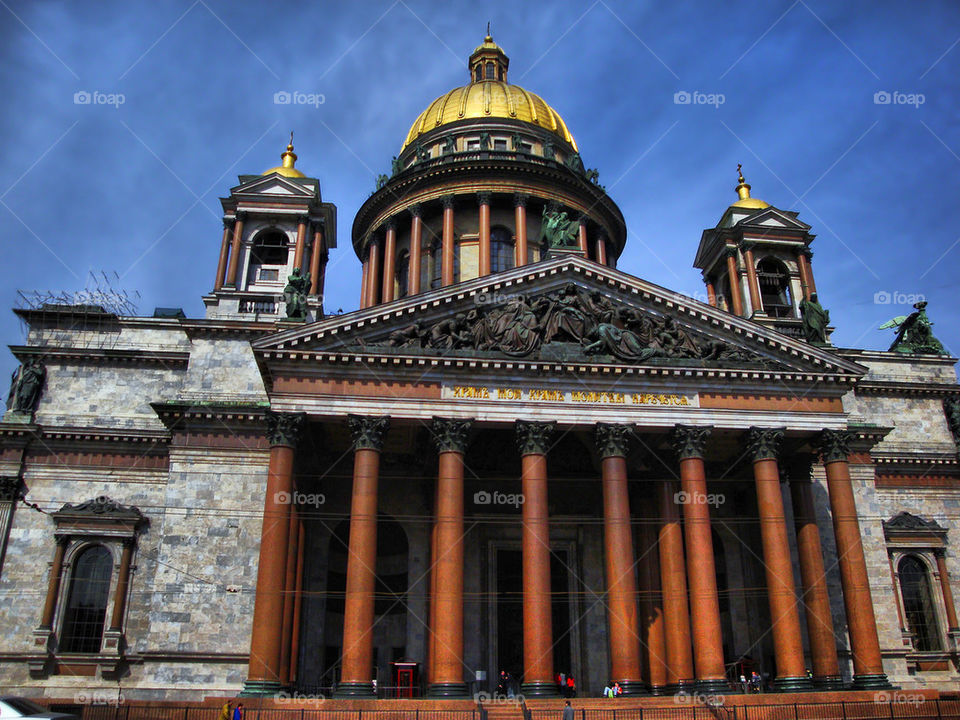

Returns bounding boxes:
[400,34,577,153]
[263,133,306,178]
[401,82,577,152]
[731,164,769,209]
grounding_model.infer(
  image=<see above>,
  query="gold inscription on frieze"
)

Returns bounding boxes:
[449,386,692,406]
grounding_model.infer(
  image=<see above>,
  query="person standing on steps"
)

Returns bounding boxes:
[562,701,574,720]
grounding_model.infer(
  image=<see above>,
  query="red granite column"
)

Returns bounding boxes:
[309,226,324,295]
[39,538,68,629]
[817,429,891,689]
[801,249,817,295]
[427,417,473,697]
[637,498,668,694]
[478,192,491,276]
[359,246,370,309]
[796,251,812,301]
[382,220,397,303]
[658,479,695,693]
[278,504,299,684]
[293,215,308,271]
[107,540,134,632]
[336,414,390,697]
[516,420,559,696]
[746,428,812,691]
[596,424,644,694]
[705,278,717,307]
[595,235,608,266]
[742,243,762,315]
[936,552,960,632]
[289,519,305,684]
[577,218,589,256]
[409,205,423,296]
[725,248,744,316]
[214,222,231,291]
[224,211,246,288]
[514,194,528,267]
[367,237,382,307]
[789,462,843,689]
[672,425,726,693]
[442,196,455,286]
[243,411,304,695]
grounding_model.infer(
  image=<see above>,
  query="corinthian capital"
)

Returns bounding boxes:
[348,414,391,452]
[595,423,632,459]
[431,417,473,454]
[745,427,784,462]
[516,420,556,456]
[672,424,712,460]
[816,428,853,463]
[265,411,306,448]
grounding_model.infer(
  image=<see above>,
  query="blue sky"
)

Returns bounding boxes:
[1,1,959,385]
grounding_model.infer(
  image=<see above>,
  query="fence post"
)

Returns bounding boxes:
[890,700,895,720]
[935,699,942,720]
[841,701,847,720]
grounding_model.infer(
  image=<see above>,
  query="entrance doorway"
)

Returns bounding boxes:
[494,547,575,686]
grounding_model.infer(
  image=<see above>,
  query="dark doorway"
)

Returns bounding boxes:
[495,547,574,685]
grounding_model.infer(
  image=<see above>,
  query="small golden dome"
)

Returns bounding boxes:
[263,133,306,178]
[731,163,769,209]
[400,34,577,153]
[401,82,577,152]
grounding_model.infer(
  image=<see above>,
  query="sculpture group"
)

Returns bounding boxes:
[386,283,759,364]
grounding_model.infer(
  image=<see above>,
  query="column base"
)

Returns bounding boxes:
[616,680,647,696]
[521,681,560,697]
[851,673,893,690]
[427,682,469,698]
[333,682,376,698]
[648,684,669,696]
[239,680,286,697]
[693,678,728,695]
[772,676,814,693]
[664,680,696,695]
[813,675,846,691]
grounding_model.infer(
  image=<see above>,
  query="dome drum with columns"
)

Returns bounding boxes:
[351,35,626,309]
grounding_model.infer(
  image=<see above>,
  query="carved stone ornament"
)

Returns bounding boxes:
[595,423,632,459]
[54,495,145,523]
[0,476,23,501]
[516,420,556,456]
[816,428,852,463]
[348,414,390,452]
[379,282,763,367]
[672,424,712,460]
[745,427,784,462]
[883,511,946,533]
[431,417,474,454]
[265,411,306,448]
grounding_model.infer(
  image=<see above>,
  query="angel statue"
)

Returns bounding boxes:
[880,301,947,355]
[540,206,579,249]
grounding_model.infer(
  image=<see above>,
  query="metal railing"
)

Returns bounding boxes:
[79,709,479,720]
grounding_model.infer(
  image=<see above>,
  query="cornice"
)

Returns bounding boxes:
[9,345,188,368]
[855,380,960,397]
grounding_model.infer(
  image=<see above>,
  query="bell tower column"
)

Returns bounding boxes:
[224,211,247,289]
[514,194,528,267]
[478,192,491,277]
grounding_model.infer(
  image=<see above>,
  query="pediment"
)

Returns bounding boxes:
[255,257,866,380]
[734,206,810,231]
[230,174,318,198]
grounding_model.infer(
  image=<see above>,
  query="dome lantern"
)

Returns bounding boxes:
[468,27,509,83]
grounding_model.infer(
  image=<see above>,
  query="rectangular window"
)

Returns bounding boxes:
[493,139,508,150]
[259,268,279,282]
[465,139,480,151]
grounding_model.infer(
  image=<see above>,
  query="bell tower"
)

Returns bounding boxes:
[693,166,822,340]
[205,135,337,322]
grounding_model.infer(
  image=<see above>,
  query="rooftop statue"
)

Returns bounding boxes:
[7,359,45,414]
[799,292,830,344]
[881,301,947,355]
[540,207,580,249]
[283,268,311,321]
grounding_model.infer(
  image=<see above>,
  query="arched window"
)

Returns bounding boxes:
[248,230,289,285]
[396,250,409,298]
[60,545,112,653]
[490,226,515,274]
[474,66,482,83]
[899,555,942,651]
[756,257,793,318]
